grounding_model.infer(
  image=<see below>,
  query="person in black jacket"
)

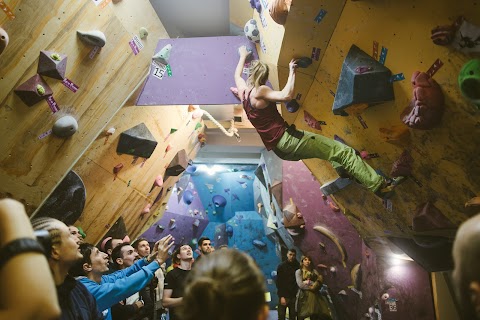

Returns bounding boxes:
[276,249,300,320]
[31,216,103,320]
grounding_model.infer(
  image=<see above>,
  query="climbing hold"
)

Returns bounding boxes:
[141,203,152,216]
[52,115,78,138]
[117,123,158,158]
[153,44,172,65]
[390,150,414,177]
[226,225,233,237]
[244,19,260,44]
[319,242,326,252]
[193,219,200,227]
[165,149,189,176]
[77,30,107,47]
[37,51,68,80]
[147,174,163,195]
[313,226,347,268]
[317,264,328,269]
[286,99,300,113]
[139,27,149,39]
[183,190,194,205]
[401,71,445,130]
[249,0,262,13]
[330,266,337,273]
[304,110,324,131]
[338,290,347,295]
[381,293,389,300]
[0,27,9,55]
[212,195,227,208]
[296,57,312,68]
[252,239,267,248]
[186,165,197,174]
[157,225,164,231]
[458,59,480,109]
[15,74,53,107]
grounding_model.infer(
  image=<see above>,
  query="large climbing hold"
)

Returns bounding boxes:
[0,27,9,55]
[37,51,68,80]
[14,74,53,107]
[333,44,394,116]
[401,71,445,130]
[458,59,480,110]
[116,123,158,158]
[53,115,78,138]
[77,30,107,47]
[165,149,189,176]
[390,150,414,177]
[153,44,172,65]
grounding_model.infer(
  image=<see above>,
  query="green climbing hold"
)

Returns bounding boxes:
[36,84,46,95]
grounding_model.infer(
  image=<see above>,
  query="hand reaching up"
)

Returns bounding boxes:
[155,235,174,264]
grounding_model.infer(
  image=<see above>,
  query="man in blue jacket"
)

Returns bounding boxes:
[70,235,174,320]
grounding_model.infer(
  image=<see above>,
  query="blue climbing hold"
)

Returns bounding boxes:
[226,225,233,237]
[212,194,227,208]
[253,239,266,248]
[183,190,194,205]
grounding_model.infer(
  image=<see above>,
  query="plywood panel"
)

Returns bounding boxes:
[74,104,203,244]
[0,0,168,215]
[297,0,480,240]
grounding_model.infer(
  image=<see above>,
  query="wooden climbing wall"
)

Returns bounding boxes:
[291,0,480,241]
[277,0,346,124]
[73,103,203,244]
[0,0,167,214]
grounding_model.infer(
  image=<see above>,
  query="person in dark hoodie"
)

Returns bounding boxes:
[32,216,103,320]
[276,249,300,320]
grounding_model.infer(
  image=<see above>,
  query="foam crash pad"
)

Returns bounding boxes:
[332,45,394,116]
[165,149,189,176]
[35,170,86,225]
[116,123,158,158]
[137,36,265,105]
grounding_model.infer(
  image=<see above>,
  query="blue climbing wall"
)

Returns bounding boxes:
[140,164,281,308]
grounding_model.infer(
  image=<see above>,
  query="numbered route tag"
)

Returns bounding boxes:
[152,61,167,80]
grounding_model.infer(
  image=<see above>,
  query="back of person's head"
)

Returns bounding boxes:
[453,214,480,319]
[179,249,267,320]
[31,217,67,259]
[69,243,95,277]
[288,248,296,254]
[248,60,269,88]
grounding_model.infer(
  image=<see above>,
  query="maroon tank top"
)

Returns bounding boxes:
[243,90,287,150]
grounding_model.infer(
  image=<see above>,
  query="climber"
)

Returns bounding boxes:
[232,45,404,198]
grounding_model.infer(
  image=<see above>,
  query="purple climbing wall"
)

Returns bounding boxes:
[136,36,260,105]
[282,160,435,319]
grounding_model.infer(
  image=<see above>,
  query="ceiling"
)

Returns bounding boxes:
[149,0,245,38]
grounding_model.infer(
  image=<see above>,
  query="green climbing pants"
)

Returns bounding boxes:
[273,125,383,193]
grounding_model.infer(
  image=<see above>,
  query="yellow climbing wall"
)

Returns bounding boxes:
[278,0,346,124]
[0,0,167,214]
[293,0,480,239]
[73,102,203,244]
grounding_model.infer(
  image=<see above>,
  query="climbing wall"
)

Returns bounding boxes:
[282,160,435,319]
[136,36,260,106]
[0,0,167,214]
[278,0,346,124]
[73,104,204,244]
[289,0,479,262]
